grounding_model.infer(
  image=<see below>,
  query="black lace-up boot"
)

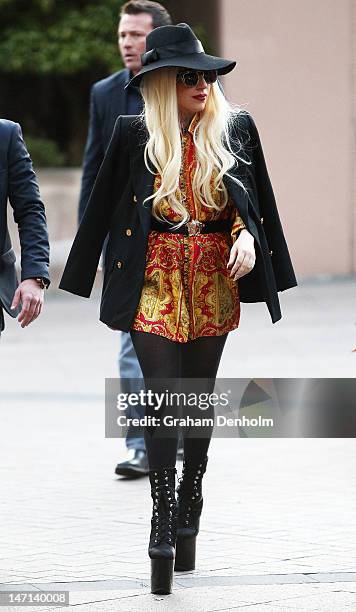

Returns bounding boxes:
[148,467,178,594]
[174,455,208,571]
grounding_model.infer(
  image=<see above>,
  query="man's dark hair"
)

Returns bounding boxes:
[120,0,172,28]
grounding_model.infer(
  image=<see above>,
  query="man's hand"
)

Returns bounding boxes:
[11,279,44,328]
[227,229,256,281]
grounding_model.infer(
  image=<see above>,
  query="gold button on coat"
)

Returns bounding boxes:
[133,195,137,203]
[126,228,132,236]
[269,250,273,255]
[261,217,264,224]
[117,261,122,268]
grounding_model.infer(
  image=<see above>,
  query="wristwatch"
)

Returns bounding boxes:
[34,277,49,290]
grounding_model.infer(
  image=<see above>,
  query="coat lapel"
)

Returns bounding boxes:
[111,71,129,122]
[128,121,155,237]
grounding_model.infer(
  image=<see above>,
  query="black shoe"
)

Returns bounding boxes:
[115,449,149,478]
[148,467,178,594]
[174,455,208,572]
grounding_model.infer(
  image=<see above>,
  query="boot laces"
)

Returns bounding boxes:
[177,461,205,526]
[150,471,177,545]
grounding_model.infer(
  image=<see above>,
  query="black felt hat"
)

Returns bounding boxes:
[125,23,236,89]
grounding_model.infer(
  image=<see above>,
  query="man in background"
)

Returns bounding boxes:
[78,1,183,478]
[0,119,50,338]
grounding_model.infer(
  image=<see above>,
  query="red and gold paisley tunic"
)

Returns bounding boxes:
[131,113,246,343]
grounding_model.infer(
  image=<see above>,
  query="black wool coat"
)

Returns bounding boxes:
[59,111,297,328]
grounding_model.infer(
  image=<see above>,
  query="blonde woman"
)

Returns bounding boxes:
[60,23,297,595]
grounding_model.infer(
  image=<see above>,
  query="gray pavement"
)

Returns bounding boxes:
[0,279,356,611]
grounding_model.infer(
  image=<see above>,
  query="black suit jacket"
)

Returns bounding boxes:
[59,111,298,328]
[78,69,139,223]
[0,120,50,332]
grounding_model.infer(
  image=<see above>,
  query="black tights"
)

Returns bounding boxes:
[130,330,229,470]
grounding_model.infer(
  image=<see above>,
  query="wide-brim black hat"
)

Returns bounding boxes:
[125,23,236,89]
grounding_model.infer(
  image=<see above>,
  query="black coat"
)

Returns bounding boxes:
[59,111,297,328]
[0,120,50,332]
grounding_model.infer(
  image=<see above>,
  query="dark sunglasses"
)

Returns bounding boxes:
[176,69,218,87]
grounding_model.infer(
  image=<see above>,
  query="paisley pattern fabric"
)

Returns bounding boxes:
[131,113,246,343]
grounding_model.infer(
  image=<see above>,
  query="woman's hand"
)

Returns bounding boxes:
[227,229,256,281]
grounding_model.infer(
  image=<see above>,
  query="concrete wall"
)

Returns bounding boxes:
[219,0,356,278]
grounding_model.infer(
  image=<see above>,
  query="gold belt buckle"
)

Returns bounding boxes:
[186,219,204,236]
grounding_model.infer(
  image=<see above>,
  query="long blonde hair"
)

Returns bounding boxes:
[139,66,250,229]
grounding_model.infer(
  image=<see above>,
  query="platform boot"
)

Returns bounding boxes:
[148,467,178,594]
[174,455,208,571]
